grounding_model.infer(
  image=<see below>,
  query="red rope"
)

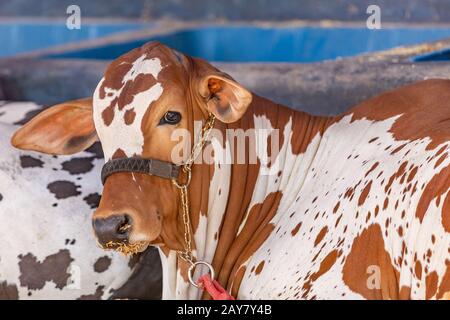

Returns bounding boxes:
[197,274,235,300]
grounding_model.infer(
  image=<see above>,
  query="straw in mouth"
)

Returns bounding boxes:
[104,240,149,256]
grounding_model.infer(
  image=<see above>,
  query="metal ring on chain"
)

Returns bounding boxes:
[172,166,192,188]
[188,261,215,288]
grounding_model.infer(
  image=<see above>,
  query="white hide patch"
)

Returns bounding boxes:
[93,56,164,160]
[237,114,450,299]
[158,248,177,300]
[0,101,40,124]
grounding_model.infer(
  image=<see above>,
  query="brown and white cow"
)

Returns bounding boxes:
[12,42,450,299]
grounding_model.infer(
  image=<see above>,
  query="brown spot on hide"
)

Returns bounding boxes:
[94,256,112,273]
[314,226,328,246]
[342,224,400,299]
[291,222,302,236]
[124,108,136,125]
[0,281,19,299]
[255,261,265,275]
[18,249,74,290]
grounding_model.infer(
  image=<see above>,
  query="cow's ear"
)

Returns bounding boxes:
[11,98,97,155]
[198,74,252,123]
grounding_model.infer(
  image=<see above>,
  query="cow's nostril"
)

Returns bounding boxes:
[117,215,132,234]
[93,214,132,246]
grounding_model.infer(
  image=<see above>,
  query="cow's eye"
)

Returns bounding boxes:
[159,111,181,125]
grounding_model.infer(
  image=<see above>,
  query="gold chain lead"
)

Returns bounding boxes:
[173,114,215,265]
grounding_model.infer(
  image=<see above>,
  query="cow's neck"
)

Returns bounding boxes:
[158,94,333,299]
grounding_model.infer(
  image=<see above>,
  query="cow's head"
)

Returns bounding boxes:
[12,42,252,254]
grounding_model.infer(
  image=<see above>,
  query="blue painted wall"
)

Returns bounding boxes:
[0,22,150,57]
[46,26,450,62]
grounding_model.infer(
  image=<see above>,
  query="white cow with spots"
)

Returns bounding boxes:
[0,101,160,299]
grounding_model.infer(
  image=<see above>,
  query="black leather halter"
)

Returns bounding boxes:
[101,157,180,185]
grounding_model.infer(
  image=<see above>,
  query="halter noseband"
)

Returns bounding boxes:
[101,157,180,185]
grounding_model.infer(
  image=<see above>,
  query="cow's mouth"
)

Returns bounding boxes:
[104,240,149,256]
